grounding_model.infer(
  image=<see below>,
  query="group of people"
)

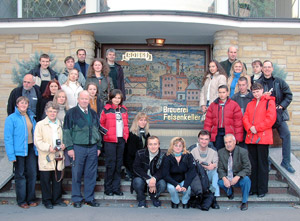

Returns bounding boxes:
[4,46,295,212]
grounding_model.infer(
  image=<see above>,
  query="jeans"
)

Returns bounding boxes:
[206,169,220,197]
[276,121,291,164]
[218,176,251,203]
[167,181,191,204]
[132,177,166,202]
[14,144,37,205]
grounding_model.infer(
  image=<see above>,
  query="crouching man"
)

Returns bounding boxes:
[132,136,166,208]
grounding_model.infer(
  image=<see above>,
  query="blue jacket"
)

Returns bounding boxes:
[74,62,89,78]
[4,107,37,161]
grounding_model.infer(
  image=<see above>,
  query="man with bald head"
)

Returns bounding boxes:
[7,74,41,119]
[63,90,102,208]
[220,46,247,77]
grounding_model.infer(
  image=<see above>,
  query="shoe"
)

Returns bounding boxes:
[152,198,161,207]
[29,202,38,207]
[54,202,68,207]
[85,200,100,207]
[227,192,234,200]
[105,191,114,196]
[211,197,220,209]
[19,203,30,209]
[182,203,190,209]
[257,193,265,198]
[249,191,257,196]
[113,191,124,196]
[44,203,53,209]
[138,200,147,208]
[281,162,295,173]
[73,201,82,208]
[171,202,179,209]
[240,202,248,211]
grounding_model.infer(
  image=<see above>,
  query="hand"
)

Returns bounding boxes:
[264,91,272,96]
[181,187,187,192]
[277,105,283,109]
[60,144,66,151]
[230,176,240,186]
[175,185,181,192]
[68,150,75,161]
[97,150,101,157]
[49,145,56,153]
[223,177,231,188]
[201,105,207,113]
[12,160,16,163]
[204,163,215,171]
[250,126,257,134]
[149,186,157,193]
[148,177,156,188]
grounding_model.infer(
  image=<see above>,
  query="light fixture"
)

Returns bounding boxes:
[146,38,166,47]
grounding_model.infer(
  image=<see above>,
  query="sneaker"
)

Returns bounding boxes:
[152,198,161,207]
[281,162,295,173]
[138,200,147,208]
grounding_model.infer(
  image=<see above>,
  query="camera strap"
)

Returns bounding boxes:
[54,159,64,183]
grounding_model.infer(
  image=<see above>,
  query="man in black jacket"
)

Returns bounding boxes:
[257,60,295,173]
[132,136,166,208]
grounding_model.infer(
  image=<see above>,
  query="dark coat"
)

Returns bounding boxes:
[231,90,254,114]
[40,95,54,119]
[220,59,247,77]
[30,65,58,94]
[114,62,126,101]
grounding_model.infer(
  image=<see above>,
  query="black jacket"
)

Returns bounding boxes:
[133,148,165,181]
[113,62,126,101]
[30,65,58,94]
[220,59,247,77]
[231,90,253,114]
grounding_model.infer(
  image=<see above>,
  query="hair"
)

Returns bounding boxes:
[86,82,99,96]
[39,54,50,61]
[251,82,263,91]
[53,89,69,110]
[45,101,59,112]
[224,133,236,142]
[76,49,86,55]
[218,84,228,92]
[147,136,160,145]
[107,89,124,106]
[252,60,263,67]
[64,56,75,64]
[87,58,110,78]
[16,96,29,105]
[130,112,150,136]
[263,60,273,67]
[65,68,80,86]
[230,60,247,76]
[238,76,248,84]
[166,137,188,156]
[42,79,61,99]
[106,48,116,56]
[202,60,227,86]
[197,129,211,139]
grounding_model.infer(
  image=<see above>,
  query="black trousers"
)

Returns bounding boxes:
[248,144,269,195]
[214,128,225,151]
[40,170,63,205]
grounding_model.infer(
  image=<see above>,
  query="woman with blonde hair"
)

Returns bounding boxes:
[53,89,69,124]
[123,112,150,180]
[163,137,196,209]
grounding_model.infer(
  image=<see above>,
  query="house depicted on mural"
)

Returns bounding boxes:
[186,82,200,106]
[125,76,147,96]
[117,60,129,71]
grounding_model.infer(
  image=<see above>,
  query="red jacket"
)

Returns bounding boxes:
[204,98,244,142]
[243,95,276,145]
[100,103,129,143]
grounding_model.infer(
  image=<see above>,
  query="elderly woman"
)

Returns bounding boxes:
[34,101,67,209]
[4,96,38,209]
[163,137,196,209]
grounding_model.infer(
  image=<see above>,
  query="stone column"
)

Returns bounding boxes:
[213,30,239,62]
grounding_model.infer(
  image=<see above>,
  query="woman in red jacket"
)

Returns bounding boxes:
[243,83,276,198]
[100,89,129,196]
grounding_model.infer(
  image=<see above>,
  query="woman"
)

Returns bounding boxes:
[243,83,276,198]
[40,79,61,119]
[85,58,114,103]
[61,68,83,108]
[100,89,129,196]
[200,60,227,113]
[53,89,69,124]
[86,81,104,117]
[227,60,251,97]
[34,101,67,209]
[4,96,38,209]
[123,112,150,180]
[163,137,196,209]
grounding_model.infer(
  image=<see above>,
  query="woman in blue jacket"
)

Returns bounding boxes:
[4,96,38,209]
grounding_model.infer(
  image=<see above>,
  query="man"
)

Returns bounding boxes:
[257,60,295,173]
[7,74,41,119]
[30,54,58,94]
[106,48,126,100]
[74,49,89,78]
[58,56,86,87]
[218,134,251,211]
[220,46,247,77]
[190,130,220,209]
[63,90,102,208]
[132,136,166,208]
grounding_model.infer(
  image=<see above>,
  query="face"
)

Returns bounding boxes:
[218,88,228,101]
[77,50,86,62]
[198,135,210,149]
[78,91,90,109]
[17,100,29,112]
[57,92,66,105]
[49,82,59,95]
[233,62,243,73]
[224,136,236,152]
[46,107,57,121]
[252,89,263,100]
[147,138,160,154]
[252,63,262,74]
[173,141,184,154]
[23,75,35,90]
[65,59,75,70]
[106,52,116,63]
[209,62,218,74]
[237,80,248,94]
[87,85,97,97]
[40,58,50,69]
[262,62,273,79]
[69,70,79,82]
[228,47,237,61]
[93,61,103,73]
[138,117,148,129]
[112,94,122,106]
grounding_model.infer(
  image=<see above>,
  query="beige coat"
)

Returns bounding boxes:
[227,73,251,96]
[200,72,227,107]
[34,117,64,171]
